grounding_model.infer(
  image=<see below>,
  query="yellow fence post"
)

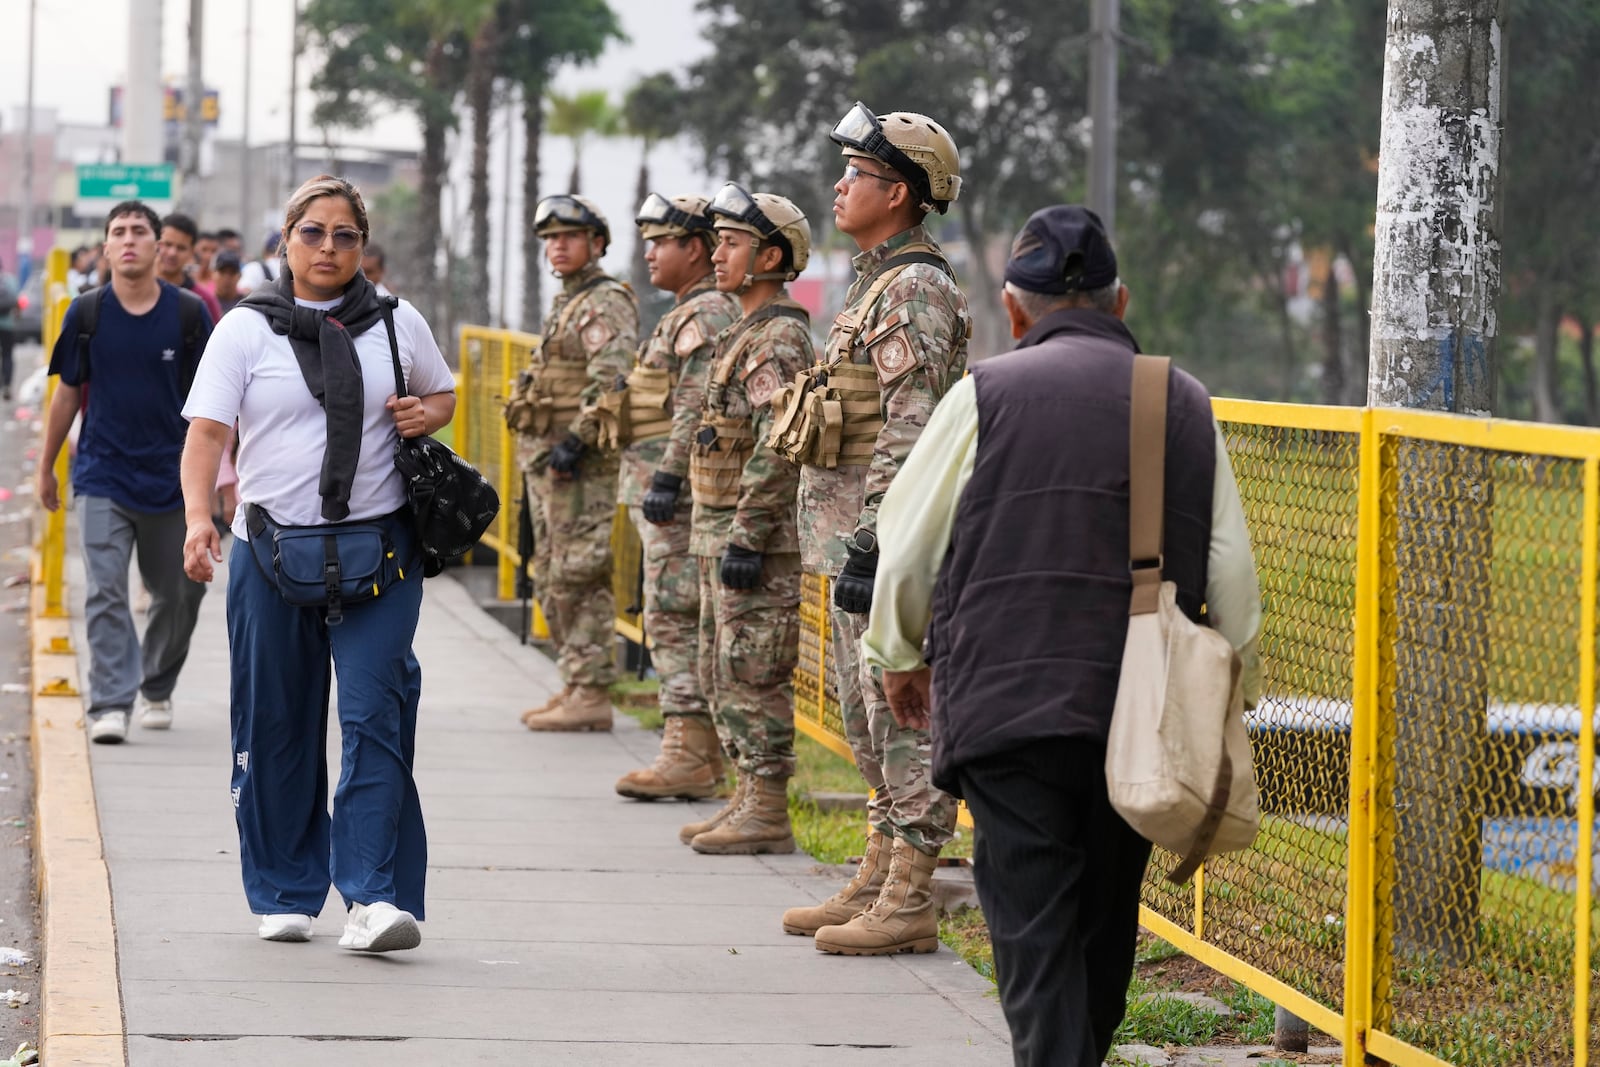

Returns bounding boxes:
[38,248,72,618]
[1574,456,1597,1067]
[1344,405,1381,1067]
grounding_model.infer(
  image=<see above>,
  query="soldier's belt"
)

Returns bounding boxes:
[768,363,881,469]
[690,415,754,508]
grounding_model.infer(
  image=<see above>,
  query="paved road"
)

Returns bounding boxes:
[0,347,44,1054]
[55,545,1010,1065]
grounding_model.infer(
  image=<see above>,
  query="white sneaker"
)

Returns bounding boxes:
[339,901,421,953]
[88,711,129,745]
[257,914,313,942]
[137,697,174,730]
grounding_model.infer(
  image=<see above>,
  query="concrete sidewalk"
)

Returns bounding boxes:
[48,549,1011,1064]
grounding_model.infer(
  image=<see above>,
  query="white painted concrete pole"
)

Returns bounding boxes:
[1087,0,1119,237]
[1368,0,1504,414]
[178,0,206,215]
[124,0,165,165]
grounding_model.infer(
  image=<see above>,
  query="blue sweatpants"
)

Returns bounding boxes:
[226,524,428,919]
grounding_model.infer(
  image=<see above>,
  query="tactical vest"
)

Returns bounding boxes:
[605,288,721,449]
[690,298,810,508]
[503,274,623,436]
[767,245,951,468]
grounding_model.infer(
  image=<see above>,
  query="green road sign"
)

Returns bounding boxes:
[76,164,176,215]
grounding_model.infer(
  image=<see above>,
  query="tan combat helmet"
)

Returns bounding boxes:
[533,194,611,252]
[708,182,811,290]
[830,102,963,214]
[635,192,717,253]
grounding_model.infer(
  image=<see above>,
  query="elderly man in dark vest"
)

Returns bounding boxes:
[861,205,1262,1067]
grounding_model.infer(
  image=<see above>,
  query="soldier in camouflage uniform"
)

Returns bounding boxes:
[677,184,816,855]
[612,194,740,799]
[770,105,969,953]
[504,195,639,731]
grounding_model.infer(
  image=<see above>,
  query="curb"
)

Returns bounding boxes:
[29,560,126,1065]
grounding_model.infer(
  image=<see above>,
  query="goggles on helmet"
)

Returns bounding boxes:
[829,102,935,209]
[534,195,604,233]
[708,182,779,239]
[635,192,711,233]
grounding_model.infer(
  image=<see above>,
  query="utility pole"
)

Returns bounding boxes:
[241,0,254,235]
[178,0,206,215]
[18,0,37,281]
[287,0,301,202]
[1367,0,1506,965]
[125,0,164,165]
[499,92,516,328]
[1087,0,1119,237]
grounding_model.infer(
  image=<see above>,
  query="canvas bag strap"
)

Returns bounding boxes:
[1128,353,1238,884]
[1128,355,1170,615]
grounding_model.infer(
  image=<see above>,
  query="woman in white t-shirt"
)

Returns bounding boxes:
[179,175,456,953]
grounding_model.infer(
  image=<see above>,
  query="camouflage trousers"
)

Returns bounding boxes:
[524,456,619,688]
[831,603,957,853]
[697,553,800,779]
[627,502,708,723]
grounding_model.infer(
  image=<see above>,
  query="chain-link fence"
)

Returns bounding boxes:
[455,330,1595,1067]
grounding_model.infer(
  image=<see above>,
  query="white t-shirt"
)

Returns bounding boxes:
[183,296,454,539]
[239,258,278,293]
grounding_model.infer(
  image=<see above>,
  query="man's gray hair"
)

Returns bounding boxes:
[1004,279,1121,320]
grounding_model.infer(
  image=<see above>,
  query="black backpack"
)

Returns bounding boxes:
[75,283,208,398]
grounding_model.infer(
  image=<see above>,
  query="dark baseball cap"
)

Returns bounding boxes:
[1003,205,1118,295]
[215,250,243,272]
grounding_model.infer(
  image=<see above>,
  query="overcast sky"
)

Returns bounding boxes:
[1,0,711,151]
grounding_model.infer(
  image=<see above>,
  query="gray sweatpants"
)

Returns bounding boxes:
[78,494,207,714]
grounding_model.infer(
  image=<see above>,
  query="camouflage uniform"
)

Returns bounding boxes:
[619,274,740,722]
[693,297,815,778]
[796,225,968,853]
[516,262,639,688]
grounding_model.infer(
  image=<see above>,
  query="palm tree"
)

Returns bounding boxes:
[621,72,685,292]
[545,88,618,195]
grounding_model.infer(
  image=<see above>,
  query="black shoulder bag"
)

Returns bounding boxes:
[382,307,501,577]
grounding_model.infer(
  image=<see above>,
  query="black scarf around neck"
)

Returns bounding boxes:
[242,271,390,521]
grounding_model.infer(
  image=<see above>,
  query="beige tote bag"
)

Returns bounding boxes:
[1106,356,1260,885]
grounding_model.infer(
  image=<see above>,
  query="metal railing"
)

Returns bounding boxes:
[34,248,73,617]
[456,323,1595,1067]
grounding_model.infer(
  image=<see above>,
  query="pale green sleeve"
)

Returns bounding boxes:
[1206,418,1264,707]
[861,376,979,672]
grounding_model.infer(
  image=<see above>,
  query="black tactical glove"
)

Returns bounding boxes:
[720,543,764,591]
[642,471,683,525]
[833,540,879,614]
[547,433,585,476]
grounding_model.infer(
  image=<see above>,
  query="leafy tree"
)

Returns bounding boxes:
[496,1,625,328]
[622,71,688,293]
[303,0,496,335]
[546,89,620,195]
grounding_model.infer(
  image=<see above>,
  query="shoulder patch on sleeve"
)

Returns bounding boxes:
[743,362,784,409]
[674,319,705,358]
[581,314,616,354]
[869,326,919,386]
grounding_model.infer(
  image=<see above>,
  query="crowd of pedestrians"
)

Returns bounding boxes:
[30,102,1263,1065]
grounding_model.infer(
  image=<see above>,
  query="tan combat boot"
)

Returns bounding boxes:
[523,684,614,732]
[690,775,795,855]
[614,716,723,800]
[780,830,890,936]
[813,837,940,955]
[519,685,570,727]
[679,773,746,844]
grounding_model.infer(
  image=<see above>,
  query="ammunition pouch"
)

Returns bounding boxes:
[768,363,881,469]
[508,361,589,439]
[594,386,631,452]
[621,364,675,444]
[690,414,754,508]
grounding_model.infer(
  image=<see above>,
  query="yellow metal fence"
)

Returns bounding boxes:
[457,325,1596,1067]
[35,248,73,617]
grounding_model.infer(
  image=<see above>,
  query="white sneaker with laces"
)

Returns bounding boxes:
[89,711,129,745]
[257,914,313,942]
[339,901,421,953]
[137,697,174,730]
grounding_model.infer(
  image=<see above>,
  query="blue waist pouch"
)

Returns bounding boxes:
[245,504,407,625]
